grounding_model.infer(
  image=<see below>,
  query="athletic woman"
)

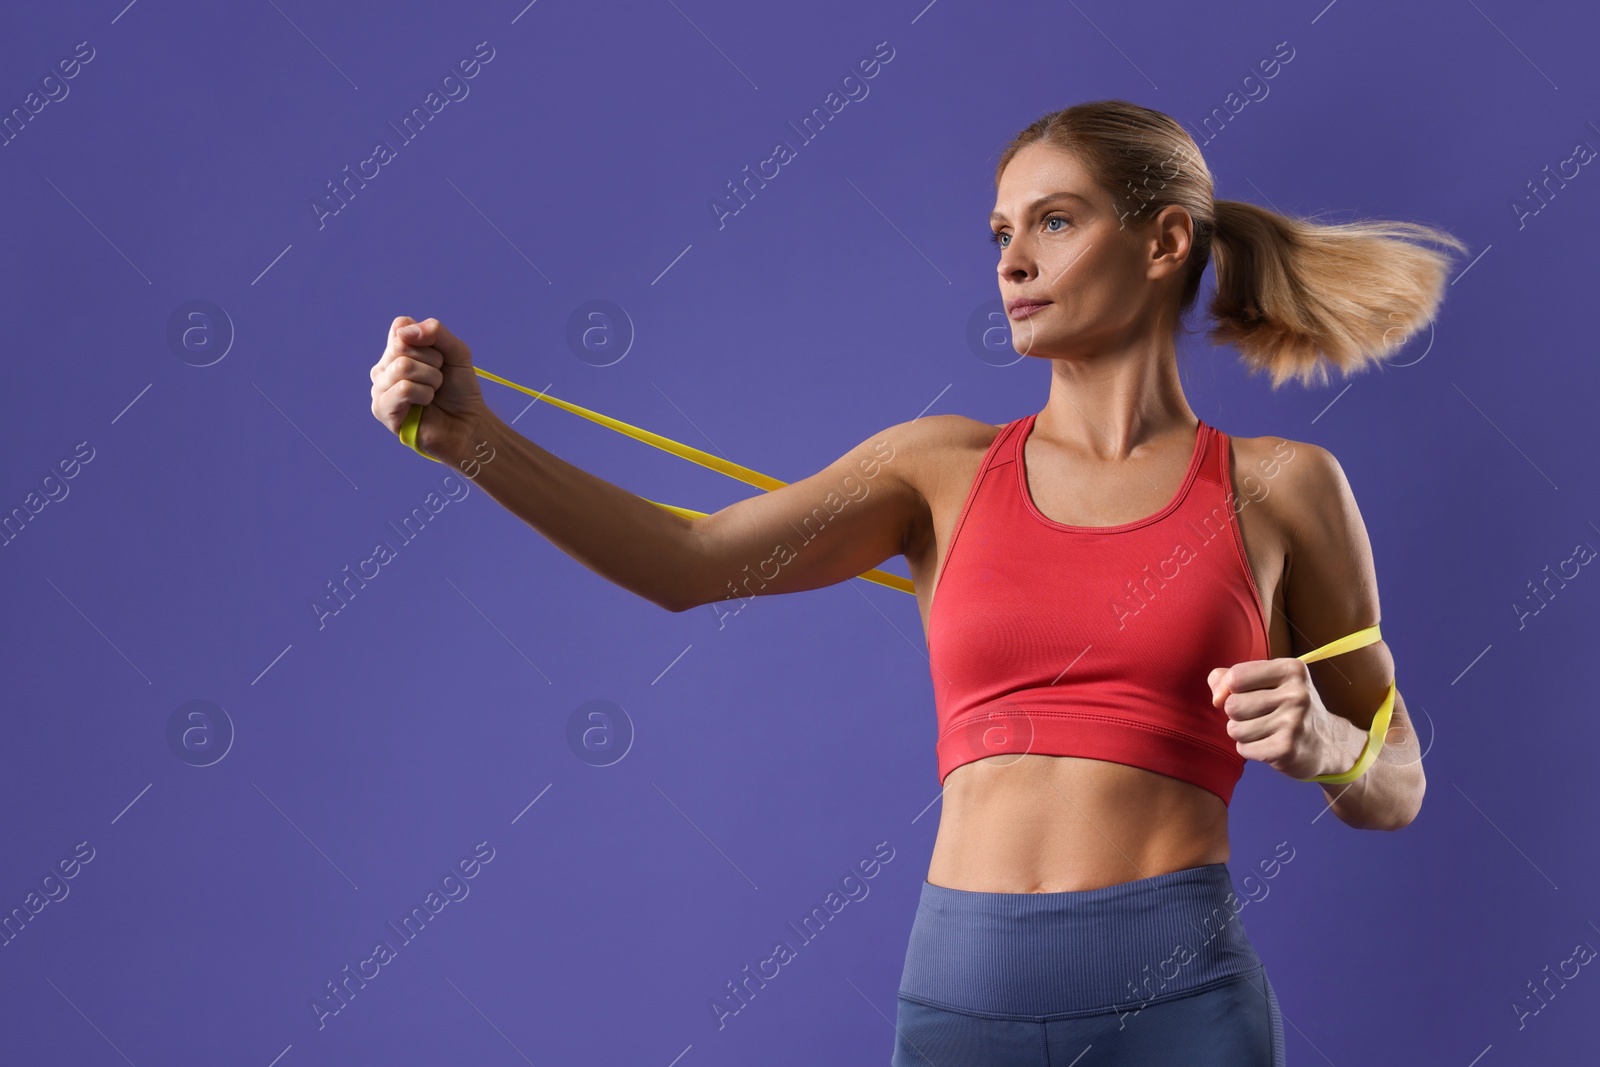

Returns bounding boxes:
[369,100,1456,1065]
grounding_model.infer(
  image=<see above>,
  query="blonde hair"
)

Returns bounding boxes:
[995,100,1469,389]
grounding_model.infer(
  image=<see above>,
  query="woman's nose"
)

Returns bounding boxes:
[996,238,1034,282]
[998,254,1034,283]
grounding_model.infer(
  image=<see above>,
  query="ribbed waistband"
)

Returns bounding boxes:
[897,862,1263,1020]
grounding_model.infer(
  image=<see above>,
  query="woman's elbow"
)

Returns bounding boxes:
[1377,766,1426,831]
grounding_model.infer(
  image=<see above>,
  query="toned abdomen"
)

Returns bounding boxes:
[926,753,1231,893]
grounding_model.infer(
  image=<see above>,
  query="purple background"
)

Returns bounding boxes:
[3,0,1597,1063]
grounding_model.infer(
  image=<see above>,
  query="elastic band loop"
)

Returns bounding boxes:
[393,372,914,595]
[1290,621,1393,784]
[1298,678,1397,785]
[398,404,443,464]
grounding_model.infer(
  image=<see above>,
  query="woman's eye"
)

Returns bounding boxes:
[989,214,1072,249]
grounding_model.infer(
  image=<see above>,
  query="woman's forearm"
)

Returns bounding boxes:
[450,410,701,612]
[1320,689,1426,830]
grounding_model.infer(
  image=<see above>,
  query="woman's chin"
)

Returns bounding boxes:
[1008,328,1063,359]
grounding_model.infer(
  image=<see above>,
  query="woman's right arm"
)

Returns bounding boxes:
[464,409,925,613]
[371,317,931,614]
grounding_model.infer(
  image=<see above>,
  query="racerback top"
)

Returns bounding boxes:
[927,413,1272,805]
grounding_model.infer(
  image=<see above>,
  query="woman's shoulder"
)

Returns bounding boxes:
[1225,431,1342,492]
[1225,430,1361,542]
[872,412,1011,463]
[866,413,1011,505]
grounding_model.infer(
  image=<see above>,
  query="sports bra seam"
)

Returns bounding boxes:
[937,708,1243,760]
[927,419,1019,621]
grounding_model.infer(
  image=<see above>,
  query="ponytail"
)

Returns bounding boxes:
[1208,200,1467,388]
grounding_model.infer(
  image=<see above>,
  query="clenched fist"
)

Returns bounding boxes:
[1208,659,1368,782]
[369,316,489,465]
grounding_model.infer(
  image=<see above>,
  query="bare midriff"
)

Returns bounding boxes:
[925,752,1231,893]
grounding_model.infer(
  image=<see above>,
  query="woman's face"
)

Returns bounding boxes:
[989,142,1189,359]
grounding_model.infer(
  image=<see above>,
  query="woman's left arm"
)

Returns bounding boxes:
[1212,441,1426,830]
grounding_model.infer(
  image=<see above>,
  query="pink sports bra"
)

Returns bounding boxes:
[926,414,1271,805]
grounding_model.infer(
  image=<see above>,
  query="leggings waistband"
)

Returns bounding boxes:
[897,862,1264,1020]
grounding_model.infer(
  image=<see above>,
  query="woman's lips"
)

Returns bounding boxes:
[1009,301,1051,318]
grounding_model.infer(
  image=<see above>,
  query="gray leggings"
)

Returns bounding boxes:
[891,863,1286,1066]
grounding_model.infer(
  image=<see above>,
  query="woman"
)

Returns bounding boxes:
[369,100,1456,1065]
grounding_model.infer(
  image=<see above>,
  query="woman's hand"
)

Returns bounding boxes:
[1207,659,1367,781]
[369,316,490,464]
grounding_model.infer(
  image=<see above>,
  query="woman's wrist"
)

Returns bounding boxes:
[1315,710,1371,780]
[437,409,504,477]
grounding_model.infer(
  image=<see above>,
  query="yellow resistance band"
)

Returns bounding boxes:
[396,368,915,595]
[400,369,1395,785]
[1293,622,1397,785]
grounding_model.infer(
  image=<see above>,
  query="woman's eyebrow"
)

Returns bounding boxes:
[990,192,1090,223]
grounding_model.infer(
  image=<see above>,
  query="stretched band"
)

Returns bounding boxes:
[401,398,702,524]
[1297,622,1381,663]
[396,366,1395,744]
[393,372,914,593]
